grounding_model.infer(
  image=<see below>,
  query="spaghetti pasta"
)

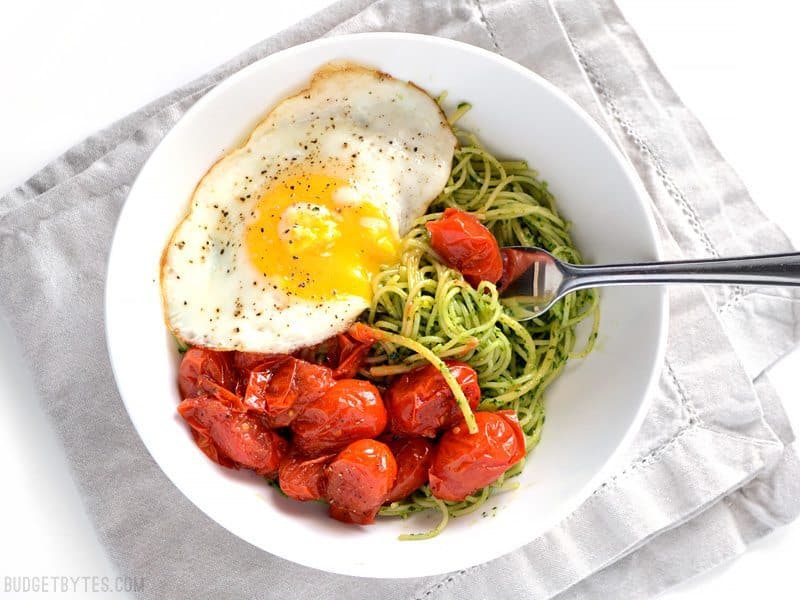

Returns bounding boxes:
[365,109,600,537]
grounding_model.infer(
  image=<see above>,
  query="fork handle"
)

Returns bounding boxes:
[562,252,800,292]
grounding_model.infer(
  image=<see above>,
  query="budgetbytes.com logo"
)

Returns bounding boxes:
[2,575,144,595]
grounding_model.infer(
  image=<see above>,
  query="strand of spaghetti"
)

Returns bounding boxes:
[398,497,449,541]
[369,338,479,376]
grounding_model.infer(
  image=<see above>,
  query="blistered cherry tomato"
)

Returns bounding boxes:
[244,357,335,427]
[177,396,288,478]
[426,208,503,288]
[429,410,525,501]
[326,439,397,524]
[385,437,434,503]
[279,453,334,501]
[385,361,481,438]
[178,347,234,399]
[317,325,383,378]
[291,379,388,456]
[327,332,376,379]
[244,356,297,415]
[496,248,537,294]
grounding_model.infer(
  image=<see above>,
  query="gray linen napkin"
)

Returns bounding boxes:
[2,1,799,598]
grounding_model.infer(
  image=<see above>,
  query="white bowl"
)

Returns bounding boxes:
[106,33,666,578]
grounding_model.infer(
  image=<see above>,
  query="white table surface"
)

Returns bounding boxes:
[1,1,798,597]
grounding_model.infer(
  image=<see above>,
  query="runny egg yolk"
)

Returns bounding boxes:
[245,174,399,301]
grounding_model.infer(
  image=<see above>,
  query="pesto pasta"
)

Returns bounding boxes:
[362,108,599,539]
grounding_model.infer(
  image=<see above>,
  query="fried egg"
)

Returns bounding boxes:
[161,63,457,353]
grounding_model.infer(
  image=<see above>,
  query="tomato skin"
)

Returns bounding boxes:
[232,351,283,373]
[295,332,374,379]
[244,356,297,417]
[178,348,234,399]
[429,410,525,502]
[385,361,481,438]
[328,332,375,379]
[325,325,383,379]
[230,353,283,396]
[244,357,335,427]
[279,453,334,501]
[186,427,236,469]
[295,360,337,399]
[326,439,397,524]
[426,208,503,288]
[195,374,246,411]
[291,379,388,456]
[177,396,288,478]
[385,437,435,503]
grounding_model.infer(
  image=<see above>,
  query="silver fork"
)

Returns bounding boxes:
[499,247,800,320]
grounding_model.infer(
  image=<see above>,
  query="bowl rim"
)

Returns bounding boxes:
[105,31,668,578]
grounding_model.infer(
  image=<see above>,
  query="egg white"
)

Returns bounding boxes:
[161,63,457,353]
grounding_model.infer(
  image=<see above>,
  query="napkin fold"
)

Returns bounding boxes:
[2,1,799,598]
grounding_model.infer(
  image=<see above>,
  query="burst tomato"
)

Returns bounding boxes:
[278,453,334,502]
[243,356,335,427]
[328,332,376,379]
[326,439,397,524]
[426,208,503,288]
[385,361,481,438]
[178,347,234,399]
[290,379,388,456]
[177,395,288,478]
[384,437,435,503]
[429,410,525,501]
